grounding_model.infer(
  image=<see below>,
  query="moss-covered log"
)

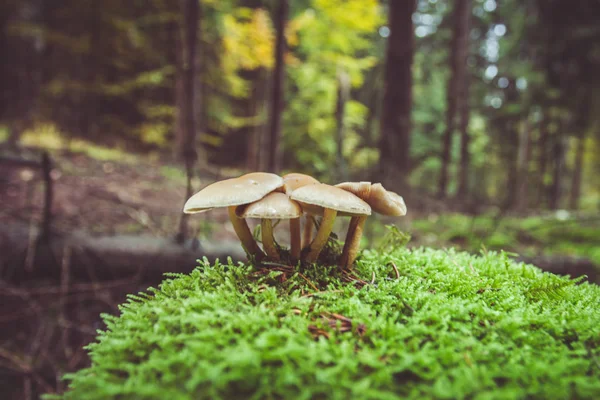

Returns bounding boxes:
[51,248,600,399]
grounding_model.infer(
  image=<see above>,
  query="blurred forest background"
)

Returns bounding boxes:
[1,0,599,398]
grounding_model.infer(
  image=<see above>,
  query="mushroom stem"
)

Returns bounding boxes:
[290,217,301,262]
[339,215,367,269]
[302,215,313,249]
[227,206,265,261]
[305,208,337,263]
[261,218,280,260]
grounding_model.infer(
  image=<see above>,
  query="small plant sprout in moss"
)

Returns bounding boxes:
[336,182,407,269]
[290,183,371,263]
[236,192,303,262]
[183,172,283,261]
[282,173,320,249]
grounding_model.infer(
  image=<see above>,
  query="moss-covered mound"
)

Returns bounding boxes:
[53,248,600,400]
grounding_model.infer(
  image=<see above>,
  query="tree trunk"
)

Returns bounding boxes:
[569,130,586,209]
[503,119,520,210]
[456,73,471,201]
[266,0,288,174]
[439,0,470,199]
[535,110,549,208]
[549,121,566,210]
[456,0,472,200]
[515,118,533,211]
[378,0,416,193]
[335,70,350,181]
[175,0,200,243]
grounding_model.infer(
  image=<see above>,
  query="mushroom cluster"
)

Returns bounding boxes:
[183,172,407,269]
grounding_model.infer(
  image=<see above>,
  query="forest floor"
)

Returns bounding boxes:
[1,143,599,268]
[0,145,241,243]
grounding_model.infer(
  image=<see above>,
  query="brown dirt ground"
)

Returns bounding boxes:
[0,148,240,242]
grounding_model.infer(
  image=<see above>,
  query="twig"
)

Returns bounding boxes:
[301,290,344,298]
[370,271,376,284]
[39,151,53,242]
[261,261,293,268]
[0,347,31,372]
[391,262,400,279]
[24,216,37,272]
[60,243,72,359]
[297,272,319,292]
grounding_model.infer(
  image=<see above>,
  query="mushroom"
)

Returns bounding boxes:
[282,173,320,249]
[335,182,407,268]
[183,172,284,260]
[236,192,302,261]
[290,183,371,263]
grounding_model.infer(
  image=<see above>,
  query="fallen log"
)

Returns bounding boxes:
[0,222,246,284]
[1,223,596,285]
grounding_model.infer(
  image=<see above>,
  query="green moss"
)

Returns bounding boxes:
[51,248,600,400]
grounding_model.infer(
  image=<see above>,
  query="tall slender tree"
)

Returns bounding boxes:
[439,0,470,198]
[335,70,350,182]
[569,129,586,209]
[549,118,566,210]
[378,0,416,193]
[176,0,201,243]
[266,0,288,174]
[456,0,472,200]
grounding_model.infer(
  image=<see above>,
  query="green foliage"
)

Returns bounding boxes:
[283,0,381,179]
[51,248,600,399]
[410,213,600,266]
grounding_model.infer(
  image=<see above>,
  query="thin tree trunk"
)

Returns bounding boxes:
[503,119,520,210]
[176,0,200,243]
[378,0,416,193]
[456,72,471,200]
[266,0,288,174]
[456,0,472,200]
[549,121,565,210]
[515,118,532,211]
[569,130,586,209]
[536,109,549,207]
[335,70,350,181]
[439,0,470,199]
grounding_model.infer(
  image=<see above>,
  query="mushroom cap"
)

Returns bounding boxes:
[290,183,371,216]
[335,181,407,216]
[335,181,372,199]
[282,173,319,195]
[369,183,407,216]
[236,192,302,219]
[183,172,284,214]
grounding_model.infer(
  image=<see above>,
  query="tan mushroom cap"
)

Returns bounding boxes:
[290,183,371,216]
[335,182,407,216]
[282,173,319,195]
[371,185,407,216]
[183,172,283,213]
[236,192,302,219]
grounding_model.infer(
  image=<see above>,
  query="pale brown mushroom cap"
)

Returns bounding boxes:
[183,172,283,214]
[369,183,407,216]
[282,173,319,195]
[335,181,372,199]
[236,192,302,219]
[335,181,406,216]
[290,183,371,216]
